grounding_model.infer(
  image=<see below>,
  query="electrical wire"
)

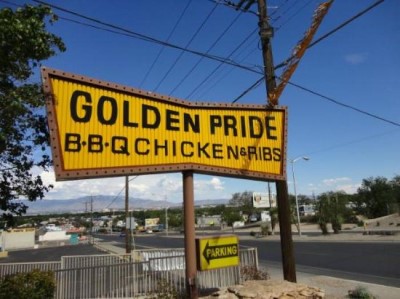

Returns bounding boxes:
[105,176,138,209]
[185,27,258,100]
[284,79,400,128]
[269,0,295,22]
[105,185,126,209]
[139,0,193,88]
[231,76,264,103]
[298,128,400,157]
[170,11,245,97]
[274,0,315,30]
[153,2,219,92]
[274,0,385,70]
[31,0,395,127]
[194,34,260,100]
[31,0,259,75]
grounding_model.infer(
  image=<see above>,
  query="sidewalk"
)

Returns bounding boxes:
[94,234,400,299]
[264,262,400,299]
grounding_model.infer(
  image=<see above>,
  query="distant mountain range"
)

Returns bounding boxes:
[22,196,229,214]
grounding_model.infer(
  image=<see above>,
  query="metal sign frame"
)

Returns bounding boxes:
[42,67,287,181]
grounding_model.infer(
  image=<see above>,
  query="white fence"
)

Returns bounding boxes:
[0,247,258,298]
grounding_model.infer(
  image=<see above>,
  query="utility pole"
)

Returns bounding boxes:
[256,0,296,282]
[90,196,94,245]
[125,175,131,254]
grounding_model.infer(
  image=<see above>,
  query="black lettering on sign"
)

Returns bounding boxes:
[97,96,118,125]
[123,100,139,127]
[273,148,281,161]
[223,116,237,136]
[181,141,194,157]
[165,109,180,131]
[209,115,222,134]
[183,113,200,133]
[265,116,277,140]
[88,135,103,153]
[70,90,92,123]
[142,104,161,129]
[202,241,238,264]
[112,136,130,155]
[135,138,150,155]
[249,116,263,138]
[65,133,81,152]
[154,139,168,156]
[212,144,223,159]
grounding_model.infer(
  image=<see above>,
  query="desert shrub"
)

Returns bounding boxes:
[260,223,271,235]
[240,265,270,281]
[147,278,186,299]
[0,269,55,299]
[347,286,376,299]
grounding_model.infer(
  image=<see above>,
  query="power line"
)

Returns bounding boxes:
[105,185,126,209]
[231,76,264,103]
[274,0,385,70]
[32,0,394,127]
[208,0,258,16]
[274,0,316,30]
[171,11,247,97]
[186,26,258,100]
[298,129,400,158]
[32,0,259,74]
[139,0,193,88]
[195,34,260,100]
[153,2,219,92]
[284,79,400,127]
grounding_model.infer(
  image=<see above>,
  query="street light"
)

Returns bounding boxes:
[125,176,138,254]
[290,156,309,236]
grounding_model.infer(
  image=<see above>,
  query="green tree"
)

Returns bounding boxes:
[222,207,242,226]
[390,175,400,212]
[316,191,349,234]
[229,191,253,214]
[0,4,66,225]
[356,177,394,218]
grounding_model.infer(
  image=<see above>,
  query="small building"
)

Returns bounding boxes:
[299,204,315,216]
[197,215,222,228]
[1,228,35,251]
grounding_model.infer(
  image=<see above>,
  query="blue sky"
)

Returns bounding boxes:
[3,0,399,205]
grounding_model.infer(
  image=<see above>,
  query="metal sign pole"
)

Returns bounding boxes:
[183,171,198,298]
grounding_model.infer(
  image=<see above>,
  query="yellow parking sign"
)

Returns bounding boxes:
[196,235,239,271]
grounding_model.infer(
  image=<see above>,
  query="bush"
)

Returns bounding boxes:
[240,266,270,281]
[0,269,55,299]
[347,286,376,299]
[147,279,185,299]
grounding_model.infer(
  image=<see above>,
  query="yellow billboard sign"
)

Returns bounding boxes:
[41,68,287,181]
[196,235,239,271]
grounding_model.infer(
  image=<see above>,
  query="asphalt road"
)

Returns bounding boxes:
[97,233,400,287]
[2,234,399,288]
[0,244,105,263]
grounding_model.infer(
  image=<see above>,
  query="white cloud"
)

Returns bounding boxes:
[335,184,360,194]
[36,168,231,202]
[344,53,367,65]
[322,177,351,186]
[210,177,224,190]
